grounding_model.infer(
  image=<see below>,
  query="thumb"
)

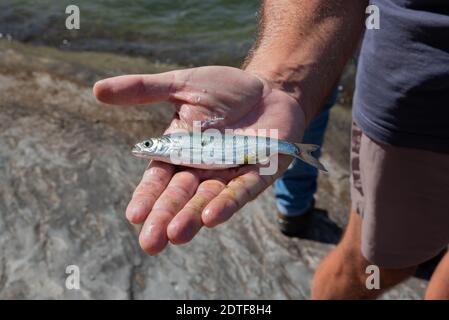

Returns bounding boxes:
[93,70,185,105]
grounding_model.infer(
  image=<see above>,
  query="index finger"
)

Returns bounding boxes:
[126,161,175,224]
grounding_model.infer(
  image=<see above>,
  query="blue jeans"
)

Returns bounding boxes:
[274,89,338,216]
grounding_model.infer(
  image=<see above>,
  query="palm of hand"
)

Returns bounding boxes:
[94,66,305,254]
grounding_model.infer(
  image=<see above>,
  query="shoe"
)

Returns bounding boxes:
[277,203,343,244]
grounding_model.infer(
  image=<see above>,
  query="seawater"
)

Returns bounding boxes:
[0,0,260,66]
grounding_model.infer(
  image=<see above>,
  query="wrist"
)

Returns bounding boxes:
[244,61,314,124]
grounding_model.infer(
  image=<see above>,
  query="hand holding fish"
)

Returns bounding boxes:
[94,66,309,254]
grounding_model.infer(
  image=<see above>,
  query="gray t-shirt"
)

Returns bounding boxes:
[353,0,449,153]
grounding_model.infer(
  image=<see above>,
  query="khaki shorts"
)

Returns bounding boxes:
[351,123,449,268]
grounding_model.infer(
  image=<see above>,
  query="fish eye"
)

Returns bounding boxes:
[144,140,151,148]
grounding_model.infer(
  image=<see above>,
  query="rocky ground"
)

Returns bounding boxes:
[0,39,427,299]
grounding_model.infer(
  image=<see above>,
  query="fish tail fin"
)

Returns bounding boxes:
[293,143,328,173]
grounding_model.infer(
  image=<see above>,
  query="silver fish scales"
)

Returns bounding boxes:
[132,132,327,172]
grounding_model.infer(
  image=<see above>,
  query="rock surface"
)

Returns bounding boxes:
[0,40,427,299]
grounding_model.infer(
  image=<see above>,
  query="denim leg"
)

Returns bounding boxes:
[274,89,338,216]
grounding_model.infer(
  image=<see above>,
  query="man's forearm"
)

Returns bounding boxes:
[244,0,367,124]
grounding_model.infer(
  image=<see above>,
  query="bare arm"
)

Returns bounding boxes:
[245,0,367,124]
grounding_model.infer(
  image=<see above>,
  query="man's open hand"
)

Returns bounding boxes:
[94,66,306,254]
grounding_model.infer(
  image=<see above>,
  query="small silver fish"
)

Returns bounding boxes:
[132,133,327,172]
